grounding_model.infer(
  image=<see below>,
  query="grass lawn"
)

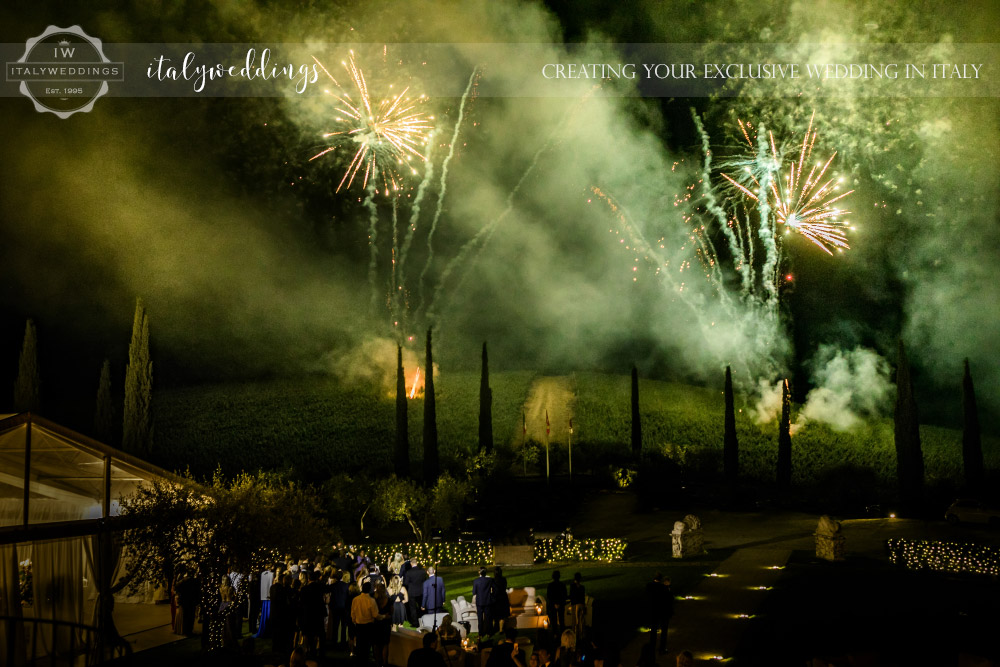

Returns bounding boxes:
[439,559,726,645]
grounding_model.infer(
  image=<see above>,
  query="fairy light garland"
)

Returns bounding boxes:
[360,538,627,566]
[533,538,627,563]
[886,538,1000,577]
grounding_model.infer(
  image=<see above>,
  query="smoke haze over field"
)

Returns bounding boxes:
[0,0,997,427]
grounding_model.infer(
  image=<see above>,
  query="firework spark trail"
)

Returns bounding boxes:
[310,52,433,197]
[693,111,752,295]
[417,68,478,315]
[390,197,401,330]
[429,89,598,324]
[426,130,551,324]
[591,183,783,387]
[754,128,780,302]
[363,179,380,309]
[589,186,716,320]
[397,133,437,290]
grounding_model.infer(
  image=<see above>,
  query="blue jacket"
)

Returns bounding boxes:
[472,575,493,608]
[422,575,446,611]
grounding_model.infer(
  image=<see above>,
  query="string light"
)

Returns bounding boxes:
[362,541,494,567]
[361,538,627,566]
[533,538,627,563]
[887,538,1000,577]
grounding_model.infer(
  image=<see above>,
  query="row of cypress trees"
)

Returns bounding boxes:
[11,299,153,455]
[394,331,495,485]
[628,340,986,513]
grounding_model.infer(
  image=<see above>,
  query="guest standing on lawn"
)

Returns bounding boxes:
[490,567,510,632]
[568,572,586,641]
[645,572,673,654]
[472,566,493,634]
[270,573,295,656]
[546,571,568,635]
[329,570,351,647]
[422,566,446,614]
[373,583,393,667]
[388,575,409,629]
[403,558,427,625]
[352,582,380,664]
[299,570,327,657]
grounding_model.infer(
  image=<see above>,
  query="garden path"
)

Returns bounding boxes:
[618,547,793,667]
[518,376,576,445]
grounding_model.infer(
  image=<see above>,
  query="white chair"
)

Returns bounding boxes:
[450,595,477,635]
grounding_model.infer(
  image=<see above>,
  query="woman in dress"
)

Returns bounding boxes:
[387,552,405,578]
[388,575,409,629]
[490,566,510,629]
[568,572,586,641]
[372,582,393,667]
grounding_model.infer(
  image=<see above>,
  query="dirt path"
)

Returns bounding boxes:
[514,376,576,446]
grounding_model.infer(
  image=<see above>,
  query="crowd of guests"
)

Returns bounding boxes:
[169,546,466,664]
[167,549,691,667]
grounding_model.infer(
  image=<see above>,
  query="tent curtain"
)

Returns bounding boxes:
[1,542,26,667]
[83,531,126,661]
[1,500,88,661]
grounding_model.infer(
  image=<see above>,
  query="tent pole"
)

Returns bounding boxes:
[22,415,31,526]
[103,456,111,518]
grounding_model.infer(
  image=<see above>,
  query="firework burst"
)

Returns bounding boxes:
[722,112,854,255]
[310,51,434,196]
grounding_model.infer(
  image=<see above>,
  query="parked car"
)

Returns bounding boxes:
[945,499,1000,526]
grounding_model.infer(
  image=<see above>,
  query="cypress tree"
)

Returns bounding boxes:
[13,319,40,413]
[723,365,739,483]
[894,339,925,515]
[776,379,792,488]
[962,358,984,493]
[395,345,410,476]
[123,298,153,455]
[423,328,439,484]
[479,342,494,454]
[630,365,642,458]
[95,359,114,443]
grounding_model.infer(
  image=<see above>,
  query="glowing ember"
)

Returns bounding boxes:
[409,366,421,399]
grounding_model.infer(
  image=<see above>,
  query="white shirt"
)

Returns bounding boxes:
[261,570,275,601]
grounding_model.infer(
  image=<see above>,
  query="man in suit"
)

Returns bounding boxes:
[422,566,446,614]
[471,566,493,635]
[402,557,427,625]
[545,570,567,634]
[645,572,674,653]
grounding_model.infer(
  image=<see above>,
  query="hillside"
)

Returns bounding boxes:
[151,371,998,504]
[152,371,536,480]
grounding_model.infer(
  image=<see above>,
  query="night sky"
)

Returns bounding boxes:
[0,1,997,432]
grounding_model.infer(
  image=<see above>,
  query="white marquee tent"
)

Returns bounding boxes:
[0,413,174,666]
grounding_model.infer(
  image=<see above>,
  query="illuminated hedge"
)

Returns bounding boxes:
[534,538,627,563]
[886,538,1000,577]
[361,538,627,566]
[364,542,494,567]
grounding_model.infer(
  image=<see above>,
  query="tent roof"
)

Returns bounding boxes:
[0,413,176,526]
